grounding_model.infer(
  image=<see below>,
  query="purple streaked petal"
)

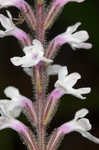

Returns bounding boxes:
[11,28,32,46]
[48,89,64,100]
[21,98,37,125]
[43,89,64,125]
[8,119,38,150]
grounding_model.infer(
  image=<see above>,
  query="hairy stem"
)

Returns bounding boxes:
[33,1,46,150]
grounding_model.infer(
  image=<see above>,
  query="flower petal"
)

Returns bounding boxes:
[8,102,22,118]
[0,30,5,37]
[0,117,11,130]
[41,57,53,63]
[58,66,68,81]
[74,87,91,99]
[23,45,34,54]
[0,100,10,116]
[66,22,81,34]
[71,0,85,2]
[72,31,89,42]
[0,11,14,30]
[63,72,81,88]
[32,39,44,52]
[53,0,85,7]
[4,86,20,99]
[80,131,99,144]
[0,0,25,10]
[77,118,92,131]
[74,108,89,120]
[0,99,22,118]
[47,65,63,75]
[10,56,25,66]
[74,43,92,49]
[70,87,91,100]
[23,68,33,77]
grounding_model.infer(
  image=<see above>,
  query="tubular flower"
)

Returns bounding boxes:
[0,87,23,130]
[54,65,91,99]
[54,22,92,50]
[0,89,36,150]
[58,109,99,144]
[0,86,29,117]
[11,39,53,67]
[0,86,37,125]
[0,11,31,46]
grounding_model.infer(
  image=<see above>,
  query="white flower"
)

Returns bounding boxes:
[54,22,92,50]
[0,87,35,148]
[0,86,38,130]
[47,64,63,75]
[23,64,61,77]
[0,86,23,130]
[0,11,32,46]
[23,67,33,77]
[11,39,53,67]
[54,65,91,99]
[0,86,25,118]
[0,11,16,38]
[0,0,24,9]
[58,109,99,144]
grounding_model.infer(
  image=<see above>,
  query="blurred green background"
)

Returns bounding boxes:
[0,0,99,150]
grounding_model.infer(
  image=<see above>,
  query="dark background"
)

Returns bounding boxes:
[0,0,99,150]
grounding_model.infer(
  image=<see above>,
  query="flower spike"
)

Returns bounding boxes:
[54,22,92,50]
[11,39,53,68]
[53,65,91,99]
[0,0,97,149]
[58,109,99,144]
